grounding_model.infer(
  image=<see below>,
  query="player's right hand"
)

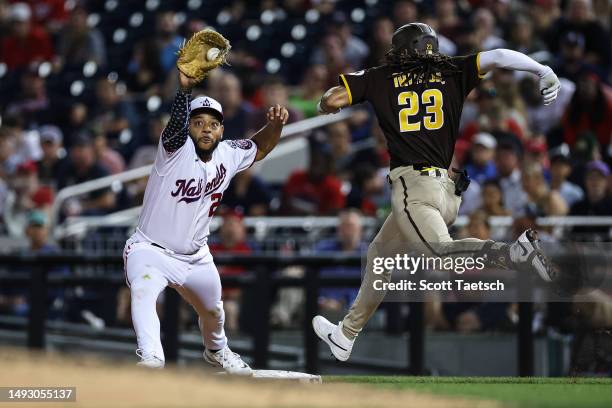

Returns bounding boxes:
[539,68,561,105]
[178,70,199,91]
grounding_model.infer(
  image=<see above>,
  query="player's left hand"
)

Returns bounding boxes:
[267,104,289,127]
[539,68,561,105]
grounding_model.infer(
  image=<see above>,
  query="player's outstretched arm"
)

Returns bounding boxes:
[251,104,289,162]
[317,86,351,114]
[478,49,561,105]
[160,71,200,153]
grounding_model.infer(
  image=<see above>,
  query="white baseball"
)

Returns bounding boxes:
[207,47,220,61]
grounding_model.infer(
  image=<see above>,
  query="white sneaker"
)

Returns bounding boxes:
[509,229,556,282]
[312,316,354,362]
[204,346,253,376]
[136,349,165,369]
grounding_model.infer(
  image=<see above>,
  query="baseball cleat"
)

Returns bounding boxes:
[136,349,165,369]
[312,316,354,362]
[204,346,253,376]
[509,229,556,282]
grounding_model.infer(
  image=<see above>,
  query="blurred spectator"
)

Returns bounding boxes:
[209,210,252,331]
[211,72,253,140]
[222,168,271,216]
[480,180,511,217]
[0,212,45,317]
[551,31,607,83]
[60,103,89,146]
[346,164,386,217]
[350,121,390,170]
[90,78,139,157]
[523,138,550,171]
[490,69,528,135]
[126,40,164,95]
[289,65,328,119]
[508,14,547,55]
[0,115,41,165]
[465,210,492,240]
[0,126,20,177]
[155,10,184,75]
[311,12,368,69]
[570,160,612,240]
[316,33,354,88]
[519,75,575,136]
[0,210,65,317]
[529,0,562,36]
[315,209,367,315]
[522,162,569,217]
[3,160,53,236]
[465,132,497,184]
[549,145,584,207]
[55,132,115,217]
[546,0,611,70]
[127,114,167,206]
[495,140,528,216]
[561,69,612,150]
[461,82,525,143]
[247,76,302,134]
[92,130,125,175]
[35,124,64,186]
[421,15,457,56]
[18,0,68,33]
[281,147,345,215]
[129,113,167,169]
[364,16,393,68]
[5,68,52,127]
[473,8,506,50]
[325,121,354,178]
[0,2,53,70]
[56,4,106,69]
[392,0,418,26]
[435,0,462,39]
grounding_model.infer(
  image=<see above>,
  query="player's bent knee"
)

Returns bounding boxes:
[204,301,224,318]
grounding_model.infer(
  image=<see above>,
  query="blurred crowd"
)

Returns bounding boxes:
[0,0,610,237]
[0,0,612,346]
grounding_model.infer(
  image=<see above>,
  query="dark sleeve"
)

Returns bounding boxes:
[339,68,373,105]
[451,54,484,99]
[161,89,192,153]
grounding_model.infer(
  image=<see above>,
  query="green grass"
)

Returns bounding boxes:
[325,376,612,408]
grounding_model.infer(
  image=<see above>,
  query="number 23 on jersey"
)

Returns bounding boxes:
[398,89,444,132]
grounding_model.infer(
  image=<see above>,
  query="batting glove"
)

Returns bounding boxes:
[539,67,561,105]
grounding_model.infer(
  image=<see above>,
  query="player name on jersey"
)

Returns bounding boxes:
[392,71,446,88]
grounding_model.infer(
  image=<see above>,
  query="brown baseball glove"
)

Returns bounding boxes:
[176,29,231,82]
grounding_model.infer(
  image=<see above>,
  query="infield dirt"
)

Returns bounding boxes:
[1,348,500,408]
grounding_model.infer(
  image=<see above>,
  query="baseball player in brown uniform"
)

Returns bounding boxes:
[312,23,561,361]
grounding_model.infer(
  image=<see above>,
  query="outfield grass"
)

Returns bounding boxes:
[325,376,612,408]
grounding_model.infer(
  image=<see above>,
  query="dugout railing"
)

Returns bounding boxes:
[0,252,555,376]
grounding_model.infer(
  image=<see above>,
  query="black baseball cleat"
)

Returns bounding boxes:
[509,229,557,282]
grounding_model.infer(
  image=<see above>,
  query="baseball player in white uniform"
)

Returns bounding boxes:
[123,70,289,374]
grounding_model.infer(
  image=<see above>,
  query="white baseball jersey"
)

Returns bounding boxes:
[137,138,257,254]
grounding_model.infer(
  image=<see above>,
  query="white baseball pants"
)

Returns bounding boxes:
[123,233,226,362]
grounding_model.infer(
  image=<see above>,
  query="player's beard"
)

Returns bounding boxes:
[193,137,221,161]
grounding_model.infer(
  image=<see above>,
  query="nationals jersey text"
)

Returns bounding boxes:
[137,137,257,254]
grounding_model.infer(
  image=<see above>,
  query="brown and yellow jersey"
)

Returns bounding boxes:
[340,53,484,170]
